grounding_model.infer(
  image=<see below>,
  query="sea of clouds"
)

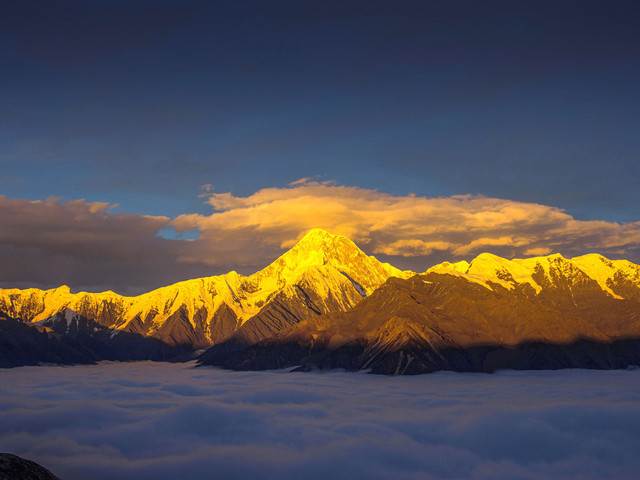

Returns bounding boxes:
[1,362,640,480]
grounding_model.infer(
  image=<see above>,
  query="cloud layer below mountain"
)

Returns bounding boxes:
[2,180,640,293]
[1,362,639,480]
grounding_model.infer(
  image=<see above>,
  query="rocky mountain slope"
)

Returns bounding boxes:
[199,252,640,374]
[0,229,410,350]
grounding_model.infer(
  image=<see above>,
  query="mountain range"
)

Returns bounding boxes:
[2,229,640,373]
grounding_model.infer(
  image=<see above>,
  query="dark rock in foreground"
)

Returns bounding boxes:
[0,454,61,480]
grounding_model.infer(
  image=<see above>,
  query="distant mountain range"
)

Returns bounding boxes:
[2,229,640,373]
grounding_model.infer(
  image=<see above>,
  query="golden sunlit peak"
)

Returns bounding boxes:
[297,228,340,244]
[279,229,355,270]
[288,229,351,253]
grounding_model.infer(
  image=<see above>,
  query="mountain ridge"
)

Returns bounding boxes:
[200,267,640,374]
[0,229,412,349]
[2,229,640,373]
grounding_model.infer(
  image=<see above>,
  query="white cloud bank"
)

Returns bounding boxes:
[1,363,639,480]
[2,180,640,292]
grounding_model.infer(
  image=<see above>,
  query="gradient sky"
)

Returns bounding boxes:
[1,0,639,293]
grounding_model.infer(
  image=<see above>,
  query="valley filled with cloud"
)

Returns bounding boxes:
[1,362,639,480]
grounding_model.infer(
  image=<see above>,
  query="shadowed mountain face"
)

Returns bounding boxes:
[2,229,640,373]
[199,253,640,374]
[0,310,186,368]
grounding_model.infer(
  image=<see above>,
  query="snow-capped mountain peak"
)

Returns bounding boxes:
[427,251,640,299]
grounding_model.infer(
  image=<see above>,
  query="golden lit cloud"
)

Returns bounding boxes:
[173,179,640,269]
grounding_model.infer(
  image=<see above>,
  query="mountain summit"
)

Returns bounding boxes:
[263,229,408,296]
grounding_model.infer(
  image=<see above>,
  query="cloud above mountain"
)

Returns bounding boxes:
[174,179,640,266]
[0,195,201,293]
[1,180,640,293]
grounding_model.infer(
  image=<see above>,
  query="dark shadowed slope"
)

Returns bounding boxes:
[0,311,185,368]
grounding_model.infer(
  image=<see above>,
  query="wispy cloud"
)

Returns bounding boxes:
[1,363,639,480]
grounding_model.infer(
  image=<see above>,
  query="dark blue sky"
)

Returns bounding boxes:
[1,0,638,222]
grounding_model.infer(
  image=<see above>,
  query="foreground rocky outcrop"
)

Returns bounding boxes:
[0,454,61,480]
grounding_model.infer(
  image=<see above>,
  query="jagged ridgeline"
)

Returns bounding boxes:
[0,230,411,355]
[2,229,640,373]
